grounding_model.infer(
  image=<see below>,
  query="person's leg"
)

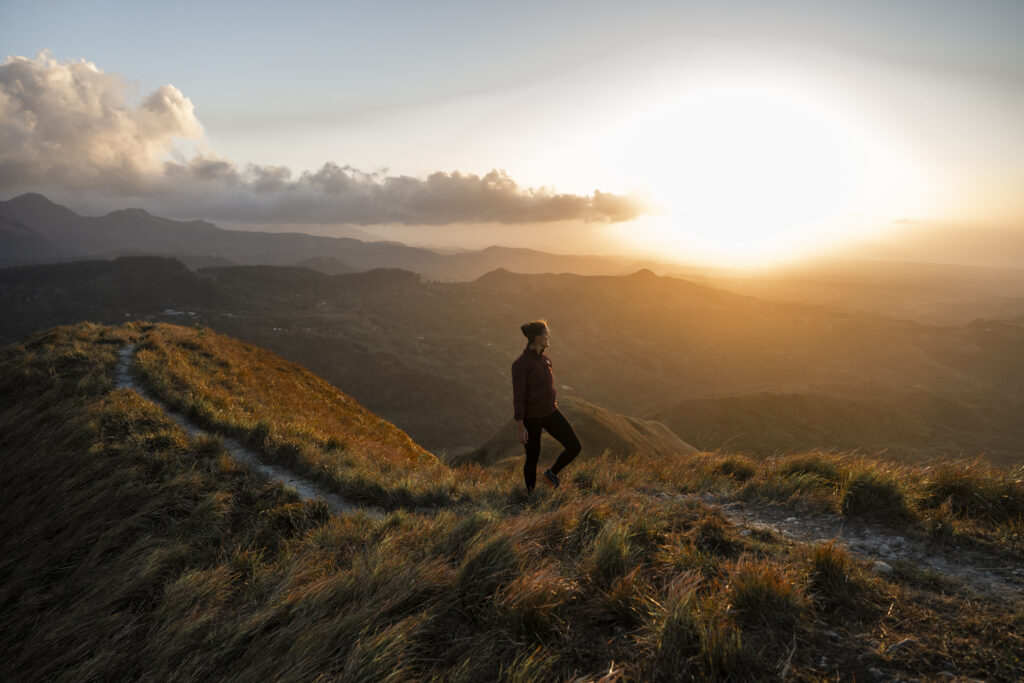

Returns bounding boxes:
[522,417,544,491]
[542,408,582,475]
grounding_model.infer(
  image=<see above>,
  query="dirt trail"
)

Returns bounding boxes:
[116,345,382,518]
[116,345,1022,598]
[712,495,1023,599]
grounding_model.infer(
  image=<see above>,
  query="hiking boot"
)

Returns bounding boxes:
[543,469,560,488]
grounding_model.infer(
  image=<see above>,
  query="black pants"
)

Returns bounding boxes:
[522,407,581,490]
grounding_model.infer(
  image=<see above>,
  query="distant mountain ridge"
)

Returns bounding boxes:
[0,192,654,279]
[4,255,1023,461]
[648,389,1024,464]
[0,214,66,265]
[6,193,1024,325]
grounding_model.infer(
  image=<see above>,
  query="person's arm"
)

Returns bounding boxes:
[515,419,528,444]
[512,361,529,443]
[512,359,527,422]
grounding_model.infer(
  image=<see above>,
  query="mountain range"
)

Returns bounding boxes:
[5,192,1024,326]
[0,192,654,280]
[3,254,1022,463]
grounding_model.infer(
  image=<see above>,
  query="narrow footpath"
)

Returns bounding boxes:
[685,493,1023,599]
[115,344,380,518]
[115,344,1022,599]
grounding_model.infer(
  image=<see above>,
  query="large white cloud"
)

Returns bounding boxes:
[0,52,645,224]
[0,51,203,190]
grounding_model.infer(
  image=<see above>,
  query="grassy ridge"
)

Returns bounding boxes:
[134,323,431,467]
[131,325,1024,551]
[133,323,454,508]
[11,256,1024,457]
[2,322,1023,680]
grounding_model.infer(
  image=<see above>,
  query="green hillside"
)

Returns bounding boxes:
[2,323,1022,680]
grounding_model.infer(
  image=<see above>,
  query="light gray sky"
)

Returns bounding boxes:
[2,0,1023,266]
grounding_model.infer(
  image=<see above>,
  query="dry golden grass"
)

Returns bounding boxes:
[134,323,433,461]
[131,323,506,508]
[2,322,1022,681]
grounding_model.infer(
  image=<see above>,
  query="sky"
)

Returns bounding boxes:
[2,0,1023,267]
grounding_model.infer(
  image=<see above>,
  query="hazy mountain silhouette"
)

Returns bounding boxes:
[0,193,655,280]
[293,256,358,274]
[0,215,66,267]
[3,256,1023,463]
[648,389,1024,463]
[673,256,1024,324]
[6,194,1024,326]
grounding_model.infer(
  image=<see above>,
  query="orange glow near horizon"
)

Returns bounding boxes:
[556,75,931,267]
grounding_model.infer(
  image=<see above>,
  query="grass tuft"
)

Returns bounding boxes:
[494,564,575,639]
[597,567,658,627]
[727,557,804,630]
[776,452,841,482]
[337,615,423,683]
[918,460,1024,523]
[838,462,907,518]
[805,542,864,609]
[646,573,703,679]
[457,533,520,605]
[588,520,638,587]
[712,455,758,481]
[690,514,738,555]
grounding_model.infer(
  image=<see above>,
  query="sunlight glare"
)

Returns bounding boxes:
[565,75,926,266]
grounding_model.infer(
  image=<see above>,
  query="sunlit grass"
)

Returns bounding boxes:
[2,322,1022,680]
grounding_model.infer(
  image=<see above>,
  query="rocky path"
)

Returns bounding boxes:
[115,345,381,518]
[713,494,1023,600]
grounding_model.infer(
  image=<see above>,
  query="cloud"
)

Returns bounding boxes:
[0,51,203,191]
[162,161,645,224]
[0,52,645,225]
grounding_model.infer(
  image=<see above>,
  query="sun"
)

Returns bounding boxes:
[559,75,926,266]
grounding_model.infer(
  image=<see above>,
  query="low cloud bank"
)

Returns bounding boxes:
[0,52,644,224]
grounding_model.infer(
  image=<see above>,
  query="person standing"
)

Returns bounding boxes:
[511,320,582,493]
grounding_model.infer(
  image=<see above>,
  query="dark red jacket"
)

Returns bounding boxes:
[511,344,557,420]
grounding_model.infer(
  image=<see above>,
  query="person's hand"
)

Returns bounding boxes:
[516,421,528,444]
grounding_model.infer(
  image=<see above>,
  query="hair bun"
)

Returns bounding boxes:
[520,319,549,341]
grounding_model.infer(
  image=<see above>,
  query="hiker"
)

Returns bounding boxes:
[511,319,582,493]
